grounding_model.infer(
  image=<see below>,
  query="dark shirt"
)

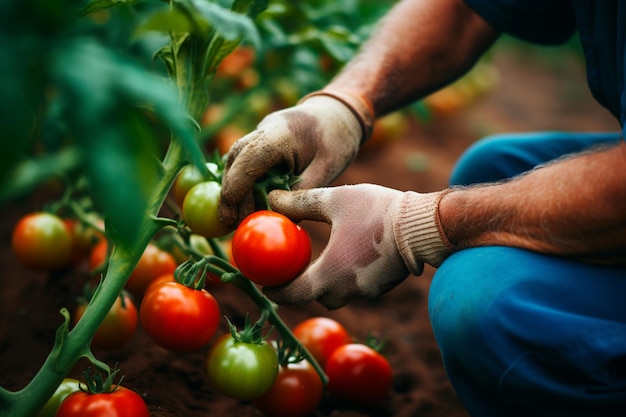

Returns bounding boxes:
[465,0,625,131]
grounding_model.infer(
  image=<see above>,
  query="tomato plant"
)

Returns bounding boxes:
[140,281,220,352]
[207,332,279,401]
[182,181,233,238]
[292,317,351,368]
[232,210,312,287]
[74,291,138,350]
[324,343,393,406]
[55,386,149,417]
[254,358,323,417]
[35,378,80,417]
[11,212,72,271]
[125,243,178,298]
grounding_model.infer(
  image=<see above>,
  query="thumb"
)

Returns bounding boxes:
[267,188,332,223]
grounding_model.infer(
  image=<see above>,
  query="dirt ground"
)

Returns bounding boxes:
[0,41,620,417]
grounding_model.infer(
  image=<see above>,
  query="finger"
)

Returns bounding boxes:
[262,272,320,307]
[220,133,284,227]
[268,189,332,223]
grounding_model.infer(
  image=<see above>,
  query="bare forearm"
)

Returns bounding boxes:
[327,0,499,116]
[439,142,626,264]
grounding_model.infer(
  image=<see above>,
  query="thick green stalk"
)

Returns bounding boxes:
[0,139,189,417]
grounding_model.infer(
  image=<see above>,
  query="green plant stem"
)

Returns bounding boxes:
[228,273,329,386]
[0,138,191,417]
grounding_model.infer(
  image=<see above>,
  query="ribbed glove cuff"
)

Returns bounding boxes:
[393,190,453,272]
[300,89,375,142]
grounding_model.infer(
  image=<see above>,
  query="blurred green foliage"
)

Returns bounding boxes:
[0,0,390,245]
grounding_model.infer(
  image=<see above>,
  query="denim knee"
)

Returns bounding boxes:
[429,247,626,416]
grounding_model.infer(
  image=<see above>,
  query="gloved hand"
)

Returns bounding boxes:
[219,90,374,228]
[263,184,453,309]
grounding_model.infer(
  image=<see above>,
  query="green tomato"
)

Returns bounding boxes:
[206,333,279,401]
[172,162,219,207]
[182,181,232,238]
[36,378,81,417]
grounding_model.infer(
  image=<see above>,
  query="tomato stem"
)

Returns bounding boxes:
[226,273,329,385]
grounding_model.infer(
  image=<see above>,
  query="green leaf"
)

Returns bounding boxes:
[78,0,139,16]
[50,39,195,245]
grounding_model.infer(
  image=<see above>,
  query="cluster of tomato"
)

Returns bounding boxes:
[11,161,392,417]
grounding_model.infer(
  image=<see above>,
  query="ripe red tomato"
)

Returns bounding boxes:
[182,181,232,238]
[172,162,219,207]
[292,317,351,368]
[88,240,109,271]
[324,343,393,406]
[140,281,220,352]
[55,385,149,417]
[74,291,138,350]
[231,210,311,287]
[254,359,324,417]
[206,333,279,401]
[63,216,105,264]
[125,243,177,298]
[11,212,72,271]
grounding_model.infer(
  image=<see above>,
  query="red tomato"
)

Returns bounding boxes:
[89,240,109,272]
[324,343,393,406]
[74,291,138,350]
[254,359,324,417]
[63,216,105,264]
[55,386,149,417]
[232,210,311,287]
[126,243,177,298]
[11,212,72,271]
[292,317,351,368]
[140,281,220,352]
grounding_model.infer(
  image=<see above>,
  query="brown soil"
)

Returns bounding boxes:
[0,43,619,417]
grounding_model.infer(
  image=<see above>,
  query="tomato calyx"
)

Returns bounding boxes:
[253,167,301,209]
[175,254,237,289]
[226,314,273,345]
[79,366,123,395]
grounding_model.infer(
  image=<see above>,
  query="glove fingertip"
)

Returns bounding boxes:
[262,278,317,307]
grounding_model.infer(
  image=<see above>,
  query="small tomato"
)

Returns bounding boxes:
[292,317,351,368]
[11,212,72,271]
[36,378,80,417]
[140,281,220,352]
[254,359,323,417]
[125,243,177,298]
[207,333,278,401]
[324,343,393,406]
[182,181,232,238]
[74,291,138,350]
[55,385,149,417]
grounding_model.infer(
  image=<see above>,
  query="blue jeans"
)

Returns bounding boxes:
[428,132,626,417]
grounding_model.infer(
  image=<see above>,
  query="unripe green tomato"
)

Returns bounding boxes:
[36,377,80,417]
[182,181,232,238]
[172,162,219,207]
[206,333,279,401]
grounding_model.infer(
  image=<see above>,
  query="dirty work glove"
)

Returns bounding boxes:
[219,90,374,228]
[263,184,453,309]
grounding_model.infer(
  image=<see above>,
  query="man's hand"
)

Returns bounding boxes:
[219,92,374,228]
[263,184,452,309]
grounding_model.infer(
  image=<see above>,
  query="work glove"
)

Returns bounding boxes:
[263,184,453,309]
[219,90,374,228]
